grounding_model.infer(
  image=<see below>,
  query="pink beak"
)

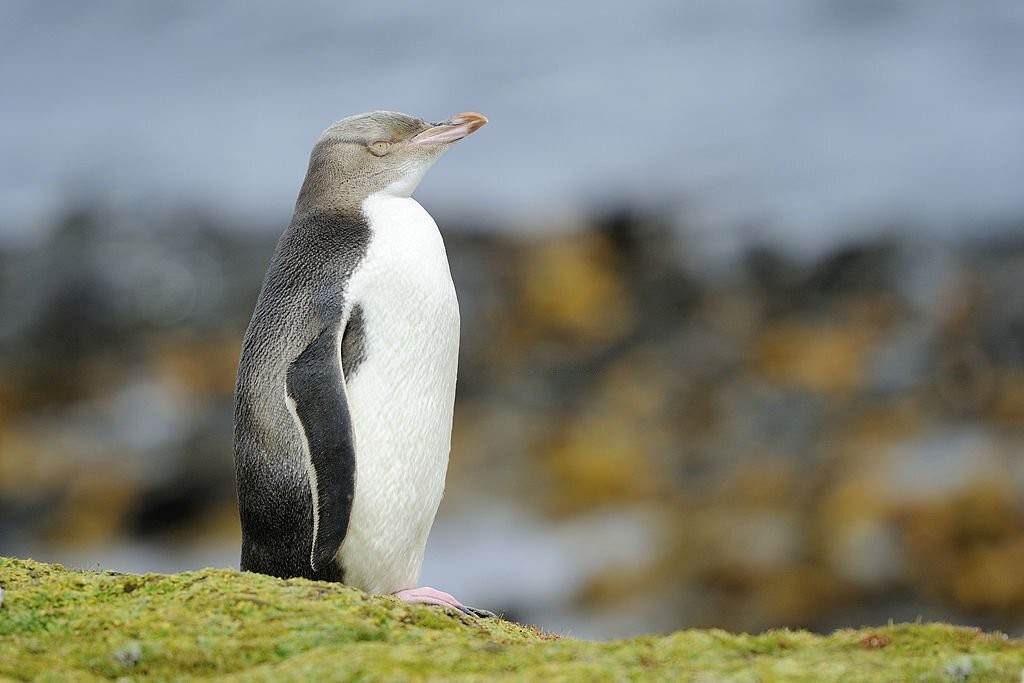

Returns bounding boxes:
[411,112,488,145]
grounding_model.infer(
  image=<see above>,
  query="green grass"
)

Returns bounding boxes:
[1,556,1022,681]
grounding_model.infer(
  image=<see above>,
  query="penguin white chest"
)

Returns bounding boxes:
[336,193,460,594]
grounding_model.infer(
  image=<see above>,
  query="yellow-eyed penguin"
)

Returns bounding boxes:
[233,111,490,615]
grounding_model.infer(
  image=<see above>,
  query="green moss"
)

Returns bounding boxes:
[1,557,1023,681]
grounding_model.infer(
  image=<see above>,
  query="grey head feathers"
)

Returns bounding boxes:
[296,111,488,213]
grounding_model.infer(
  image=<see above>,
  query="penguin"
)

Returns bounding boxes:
[233,111,489,615]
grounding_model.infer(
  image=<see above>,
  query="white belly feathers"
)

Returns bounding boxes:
[335,193,460,593]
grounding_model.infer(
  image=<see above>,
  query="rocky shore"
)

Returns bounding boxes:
[2,206,1023,637]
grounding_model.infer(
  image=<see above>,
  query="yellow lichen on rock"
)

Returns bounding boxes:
[751,322,877,395]
[538,410,664,515]
[518,233,632,344]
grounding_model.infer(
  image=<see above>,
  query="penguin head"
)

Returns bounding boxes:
[297,111,487,209]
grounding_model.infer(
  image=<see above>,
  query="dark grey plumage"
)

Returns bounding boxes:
[340,304,368,379]
[234,208,370,580]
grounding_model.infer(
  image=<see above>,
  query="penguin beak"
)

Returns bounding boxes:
[410,112,488,146]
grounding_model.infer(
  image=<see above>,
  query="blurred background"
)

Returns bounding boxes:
[2,0,1024,639]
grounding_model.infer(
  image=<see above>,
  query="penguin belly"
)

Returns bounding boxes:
[336,193,460,594]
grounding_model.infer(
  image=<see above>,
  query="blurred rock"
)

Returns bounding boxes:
[517,233,633,346]
[752,322,876,395]
[4,204,1024,637]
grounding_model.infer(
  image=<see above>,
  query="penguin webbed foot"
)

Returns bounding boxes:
[392,586,496,618]
[462,604,498,619]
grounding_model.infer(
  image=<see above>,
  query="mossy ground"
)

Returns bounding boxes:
[1,557,1022,681]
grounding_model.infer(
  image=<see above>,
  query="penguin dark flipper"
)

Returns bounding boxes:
[285,323,356,573]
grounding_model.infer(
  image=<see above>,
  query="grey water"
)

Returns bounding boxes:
[2,0,1023,262]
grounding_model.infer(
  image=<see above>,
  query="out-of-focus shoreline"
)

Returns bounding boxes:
[2,204,1024,639]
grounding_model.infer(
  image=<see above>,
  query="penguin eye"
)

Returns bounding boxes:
[369,140,392,156]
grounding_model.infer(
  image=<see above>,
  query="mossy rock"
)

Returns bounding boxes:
[2,556,1022,681]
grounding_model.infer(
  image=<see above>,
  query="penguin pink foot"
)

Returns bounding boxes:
[393,587,495,618]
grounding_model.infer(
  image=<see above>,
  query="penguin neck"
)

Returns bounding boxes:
[294,165,433,216]
[361,191,437,238]
[294,167,353,215]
